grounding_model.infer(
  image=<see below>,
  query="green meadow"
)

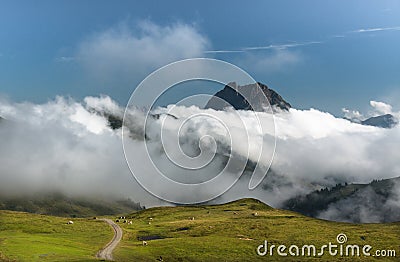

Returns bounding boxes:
[1,198,399,261]
[0,211,111,261]
[115,199,400,261]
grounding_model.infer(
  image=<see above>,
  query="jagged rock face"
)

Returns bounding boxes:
[205,82,291,112]
[361,114,397,128]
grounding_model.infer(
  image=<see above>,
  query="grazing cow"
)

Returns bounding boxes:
[142,241,148,246]
[233,212,237,215]
[123,220,127,223]
[156,256,163,261]
[252,212,258,216]
[116,219,120,223]
[148,222,151,225]
[149,217,153,221]
[190,217,195,221]
[128,221,133,225]
[67,221,74,224]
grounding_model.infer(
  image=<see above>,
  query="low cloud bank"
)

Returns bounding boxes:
[0,96,399,218]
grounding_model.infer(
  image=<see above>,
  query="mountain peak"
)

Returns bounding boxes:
[205,82,291,112]
[361,114,398,128]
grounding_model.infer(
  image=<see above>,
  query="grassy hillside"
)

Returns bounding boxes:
[0,211,112,261]
[0,198,399,261]
[0,192,143,218]
[115,198,399,261]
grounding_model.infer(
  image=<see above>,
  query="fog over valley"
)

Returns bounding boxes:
[1,94,399,222]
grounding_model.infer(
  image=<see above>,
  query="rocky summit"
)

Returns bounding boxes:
[205,82,291,112]
[361,114,398,128]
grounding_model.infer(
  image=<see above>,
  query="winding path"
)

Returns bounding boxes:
[96,219,123,261]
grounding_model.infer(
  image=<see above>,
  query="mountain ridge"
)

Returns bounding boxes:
[205,82,291,112]
[361,114,397,128]
[283,176,400,223]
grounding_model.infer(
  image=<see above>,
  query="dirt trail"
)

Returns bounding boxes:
[96,219,123,261]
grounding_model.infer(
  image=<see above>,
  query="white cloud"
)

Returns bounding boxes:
[342,108,363,123]
[0,96,159,205]
[353,26,400,33]
[237,49,302,73]
[76,21,210,84]
[204,41,322,54]
[242,41,322,51]
[55,56,76,63]
[1,96,400,208]
[342,101,396,122]
[370,100,393,115]
[204,50,244,54]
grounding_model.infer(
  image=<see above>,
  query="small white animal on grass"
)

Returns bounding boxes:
[142,241,148,246]
[67,221,74,224]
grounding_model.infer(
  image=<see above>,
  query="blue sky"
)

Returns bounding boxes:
[1,0,400,115]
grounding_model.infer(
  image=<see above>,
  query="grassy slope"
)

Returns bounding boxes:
[115,198,400,261]
[0,198,399,261]
[0,211,112,261]
[0,193,142,218]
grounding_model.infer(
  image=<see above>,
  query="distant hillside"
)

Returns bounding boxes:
[205,82,291,112]
[0,192,143,217]
[361,114,398,128]
[283,176,400,223]
[112,198,400,261]
[345,114,398,128]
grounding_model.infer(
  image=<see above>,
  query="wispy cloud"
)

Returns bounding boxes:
[352,26,400,33]
[235,48,303,73]
[55,56,77,63]
[75,21,209,84]
[204,50,244,54]
[243,41,322,51]
[204,41,322,54]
